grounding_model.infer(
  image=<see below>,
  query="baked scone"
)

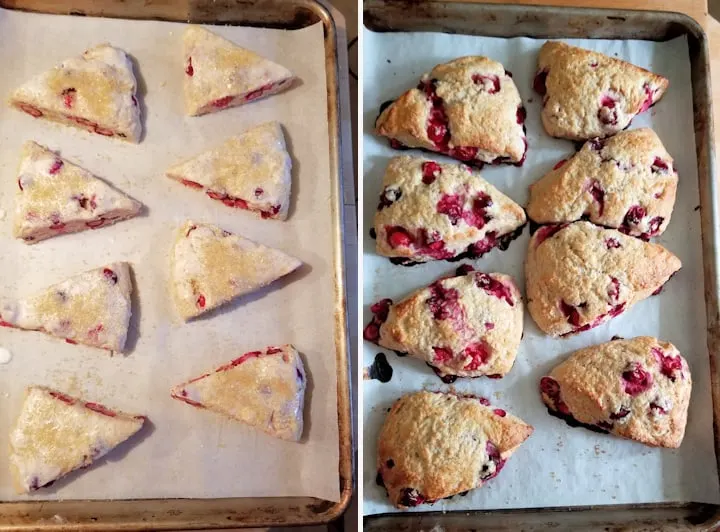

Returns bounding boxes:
[363,265,523,382]
[374,156,527,265]
[166,122,291,220]
[526,129,677,239]
[183,26,295,116]
[525,222,681,337]
[9,44,142,142]
[377,391,533,509]
[0,263,133,352]
[14,141,142,244]
[375,57,527,166]
[534,41,668,140]
[171,344,305,441]
[171,221,301,320]
[540,336,691,448]
[10,386,146,493]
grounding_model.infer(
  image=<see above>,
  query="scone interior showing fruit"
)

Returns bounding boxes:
[526,128,678,239]
[171,344,306,441]
[375,56,528,167]
[373,155,527,265]
[183,26,295,116]
[377,391,533,509]
[540,336,691,448]
[14,141,142,244]
[525,221,681,337]
[10,386,146,493]
[9,44,142,142]
[533,41,668,140]
[0,262,133,352]
[171,221,302,320]
[166,121,292,220]
[364,265,523,382]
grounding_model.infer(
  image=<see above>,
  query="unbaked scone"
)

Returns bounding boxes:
[533,42,668,140]
[363,265,523,381]
[9,44,142,142]
[540,336,691,448]
[171,344,305,441]
[171,221,301,320]
[377,391,533,509]
[525,222,681,337]
[526,128,677,239]
[166,122,291,220]
[9,386,146,493]
[376,57,527,166]
[14,141,142,244]
[183,26,295,116]
[373,155,526,265]
[0,263,133,352]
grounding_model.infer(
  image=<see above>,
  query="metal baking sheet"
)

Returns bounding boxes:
[0,0,352,529]
[363,1,720,529]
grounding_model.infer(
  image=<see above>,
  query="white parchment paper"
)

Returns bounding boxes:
[0,8,341,503]
[363,30,720,514]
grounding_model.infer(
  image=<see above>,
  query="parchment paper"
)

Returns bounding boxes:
[363,30,720,514]
[0,8,340,503]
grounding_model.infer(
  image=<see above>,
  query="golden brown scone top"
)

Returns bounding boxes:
[374,155,527,263]
[376,56,527,165]
[535,41,668,140]
[377,391,533,508]
[525,221,681,337]
[527,128,678,238]
[540,336,691,448]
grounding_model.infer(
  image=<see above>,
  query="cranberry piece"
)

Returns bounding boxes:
[598,94,619,126]
[588,181,605,216]
[534,223,568,246]
[493,408,507,417]
[432,346,453,363]
[254,187,264,198]
[386,226,413,248]
[93,125,114,137]
[607,277,620,302]
[370,298,393,322]
[472,74,500,94]
[605,238,621,249]
[559,300,582,327]
[211,96,234,108]
[476,396,491,406]
[17,178,24,191]
[61,88,76,109]
[181,179,203,189]
[449,146,479,162]
[386,459,395,468]
[455,264,475,276]
[466,193,493,229]
[485,322,495,330]
[364,298,393,343]
[516,106,526,125]
[18,103,43,117]
[639,83,655,113]
[376,471,385,488]
[470,233,497,257]
[131,96,138,107]
[65,338,77,344]
[463,341,491,370]
[421,161,441,184]
[647,217,664,237]
[221,196,249,210]
[48,159,64,175]
[649,401,668,415]
[539,376,571,415]
[651,157,669,174]
[415,229,454,260]
[590,61,598,68]
[363,323,380,342]
[49,390,75,405]
[437,194,464,225]
[552,159,567,170]
[427,114,449,146]
[185,57,194,76]
[475,273,514,306]
[480,441,506,481]
[102,268,117,284]
[425,282,461,321]
[245,83,274,102]
[652,347,683,381]
[197,294,206,308]
[399,488,425,507]
[389,138,406,150]
[610,407,631,420]
[589,138,606,151]
[378,186,402,210]
[623,205,646,228]
[533,70,548,95]
[85,402,117,417]
[369,228,377,239]
[622,363,653,396]
[596,421,613,431]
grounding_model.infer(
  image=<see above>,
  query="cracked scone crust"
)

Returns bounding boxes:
[540,336,691,448]
[375,56,527,166]
[526,129,677,238]
[374,156,527,264]
[363,266,523,381]
[377,391,533,509]
[534,41,668,140]
[525,222,681,337]
[9,44,142,142]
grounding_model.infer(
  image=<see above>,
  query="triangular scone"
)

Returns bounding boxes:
[10,386,146,493]
[166,122,291,220]
[364,266,523,382]
[374,156,526,264]
[171,221,301,320]
[540,337,691,448]
[525,222,681,337]
[533,42,668,140]
[377,391,532,508]
[14,141,142,244]
[183,26,295,116]
[171,344,305,441]
[8,44,142,142]
[375,57,527,167]
[0,263,133,352]
[527,129,678,239]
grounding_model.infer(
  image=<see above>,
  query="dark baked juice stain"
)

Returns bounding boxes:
[366,353,393,383]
